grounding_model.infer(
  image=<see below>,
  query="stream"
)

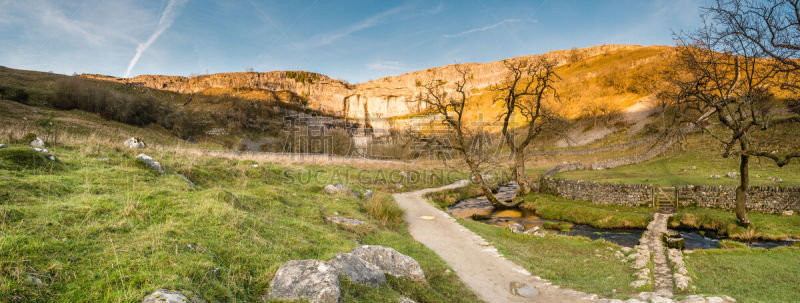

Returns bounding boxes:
[447,185,794,249]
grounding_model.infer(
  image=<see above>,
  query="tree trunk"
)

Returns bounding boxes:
[512,149,531,195]
[735,154,751,226]
[465,157,519,209]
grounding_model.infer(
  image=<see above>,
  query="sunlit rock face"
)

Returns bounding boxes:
[82,45,641,126]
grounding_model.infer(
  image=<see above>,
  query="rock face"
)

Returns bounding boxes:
[136,154,164,174]
[81,45,643,132]
[30,137,44,147]
[326,252,386,287]
[268,259,341,303]
[142,289,204,303]
[349,245,426,282]
[124,137,146,149]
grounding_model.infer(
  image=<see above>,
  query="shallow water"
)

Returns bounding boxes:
[448,189,794,249]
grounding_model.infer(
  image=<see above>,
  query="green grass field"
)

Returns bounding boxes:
[461,220,645,299]
[520,193,653,229]
[669,207,800,241]
[683,247,800,303]
[558,132,800,187]
[0,141,478,302]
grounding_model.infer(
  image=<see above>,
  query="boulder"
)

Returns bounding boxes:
[349,245,425,282]
[326,252,386,287]
[267,259,340,303]
[326,216,365,227]
[30,137,45,147]
[136,154,164,174]
[142,289,204,303]
[124,137,145,149]
[507,223,525,234]
[0,143,7,148]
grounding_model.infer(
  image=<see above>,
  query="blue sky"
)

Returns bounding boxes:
[0,0,707,83]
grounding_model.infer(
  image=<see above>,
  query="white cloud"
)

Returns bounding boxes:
[303,4,411,48]
[444,18,523,38]
[124,0,188,77]
[367,60,404,71]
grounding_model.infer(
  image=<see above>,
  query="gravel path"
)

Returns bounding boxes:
[393,181,598,303]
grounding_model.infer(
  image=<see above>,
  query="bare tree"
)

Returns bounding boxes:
[414,65,508,207]
[669,3,800,225]
[706,0,800,89]
[493,58,562,195]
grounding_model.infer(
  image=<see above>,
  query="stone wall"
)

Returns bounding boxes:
[678,185,800,214]
[539,177,800,214]
[540,178,654,207]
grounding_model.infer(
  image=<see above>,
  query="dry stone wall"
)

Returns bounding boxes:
[539,177,800,214]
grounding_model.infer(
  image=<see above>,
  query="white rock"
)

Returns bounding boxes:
[142,289,204,303]
[123,137,145,149]
[30,137,44,147]
[0,143,7,148]
[135,154,164,174]
[782,210,794,217]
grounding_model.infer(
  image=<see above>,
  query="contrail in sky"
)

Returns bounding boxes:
[124,0,187,77]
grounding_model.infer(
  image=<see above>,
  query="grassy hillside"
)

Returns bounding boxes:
[0,104,476,302]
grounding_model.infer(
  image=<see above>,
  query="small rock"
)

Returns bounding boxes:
[323,184,350,195]
[98,158,110,162]
[31,147,56,161]
[178,174,197,189]
[620,247,632,253]
[398,297,416,303]
[363,190,373,200]
[651,296,674,303]
[614,251,624,258]
[352,190,362,198]
[709,174,721,179]
[726,172,739,179]
[26,274,43,286]
[689,166,697,170]
[782,210,794,217]
[0,143,7,148]
[252,163,259,168]
[142,289,204,303]
[522,226,540,235]
[773,177,784,183]
[394,183,404,189]
[135,153,164,174]
[350,245,425,281]
[326,252,386,287]
[326,216,365,227]
[123,137,145,149]
[267,259,340,303]
[30,137,45,147]
[507,223,525,234]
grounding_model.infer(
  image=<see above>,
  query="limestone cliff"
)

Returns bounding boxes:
[81,44,645,126]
